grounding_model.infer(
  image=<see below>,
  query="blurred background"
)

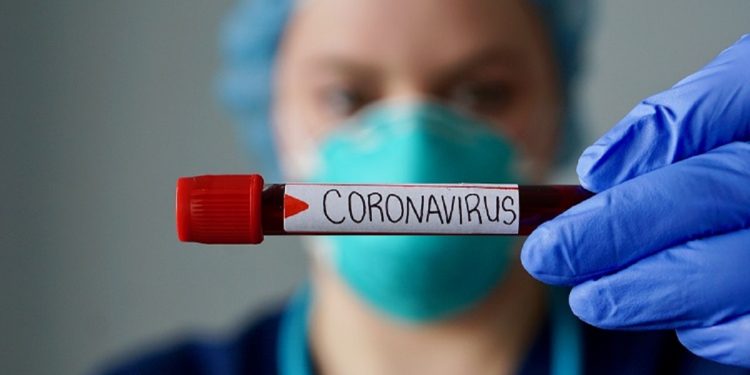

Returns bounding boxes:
[1,1,748,374]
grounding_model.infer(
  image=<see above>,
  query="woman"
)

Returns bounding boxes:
[103,0,750,373]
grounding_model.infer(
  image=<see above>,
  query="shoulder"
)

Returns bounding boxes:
[97,307,284,375]
[583,325,750,375]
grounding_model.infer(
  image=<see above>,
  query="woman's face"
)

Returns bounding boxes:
[274,0,561,180]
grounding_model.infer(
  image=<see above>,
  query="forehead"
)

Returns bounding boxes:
[287,0,545,68]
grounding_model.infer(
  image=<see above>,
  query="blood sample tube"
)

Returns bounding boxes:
[176,174,593,244]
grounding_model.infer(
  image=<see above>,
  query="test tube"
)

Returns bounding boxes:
[176,174,593,244]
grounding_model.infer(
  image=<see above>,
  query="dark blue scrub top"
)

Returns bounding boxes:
[99,290,749,375]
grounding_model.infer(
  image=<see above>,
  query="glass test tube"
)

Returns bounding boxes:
[176,174,593,244]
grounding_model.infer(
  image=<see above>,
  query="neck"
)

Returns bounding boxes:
[308,252,547,375]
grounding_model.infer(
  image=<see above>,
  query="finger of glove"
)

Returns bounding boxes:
[522,141,750,285]
[677,314,750,368]
[568,227,750,330]
[578,34,750,193]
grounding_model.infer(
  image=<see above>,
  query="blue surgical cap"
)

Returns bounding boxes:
[218,0,592,180]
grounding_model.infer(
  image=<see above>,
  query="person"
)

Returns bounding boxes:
[101,0,750,373]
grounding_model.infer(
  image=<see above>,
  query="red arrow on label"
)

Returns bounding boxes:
[284,194,310,219]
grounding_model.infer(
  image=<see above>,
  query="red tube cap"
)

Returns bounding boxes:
[176,174,264,244]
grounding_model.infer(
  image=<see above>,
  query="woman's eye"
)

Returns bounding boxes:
[450,82,513,114]
[320,87,370,118]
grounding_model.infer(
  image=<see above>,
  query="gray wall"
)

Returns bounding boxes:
[2,1,747,374]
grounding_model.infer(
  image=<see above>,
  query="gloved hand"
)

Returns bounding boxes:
[522,34,750,368]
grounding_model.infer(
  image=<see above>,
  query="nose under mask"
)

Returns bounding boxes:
[307,102,521,322]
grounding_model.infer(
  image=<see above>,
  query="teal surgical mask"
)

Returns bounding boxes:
[309,102,520,322]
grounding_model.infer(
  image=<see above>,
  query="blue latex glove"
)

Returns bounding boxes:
[522,34,750,368]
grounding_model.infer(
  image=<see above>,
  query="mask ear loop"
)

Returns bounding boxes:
[550,287,583,375]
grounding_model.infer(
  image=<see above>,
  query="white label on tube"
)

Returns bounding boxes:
[283,183,519,234]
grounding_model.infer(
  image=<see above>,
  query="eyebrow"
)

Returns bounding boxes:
[435,47,525,85]
[306,57,382,81]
